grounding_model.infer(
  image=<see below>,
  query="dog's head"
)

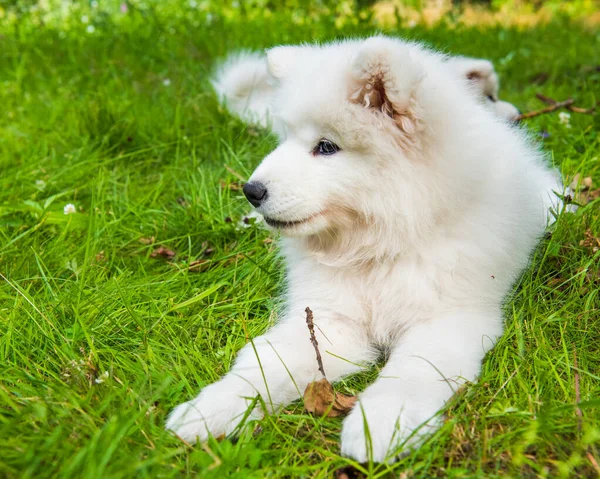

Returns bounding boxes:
[242,36,493,263]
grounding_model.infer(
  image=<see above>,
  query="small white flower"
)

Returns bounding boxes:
[64,203,77,215]
[94,371,109,384]
[91,0,98,8]
[162,78,171,87]
[35,179,47,190]
[81,15,89,23]
[558,112,571,128]
[86,25,95,33]
[189,0,198,7]
[238,210,264,229]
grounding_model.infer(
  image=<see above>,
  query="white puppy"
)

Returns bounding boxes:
[213,49,520,127]
[167,36,563,462]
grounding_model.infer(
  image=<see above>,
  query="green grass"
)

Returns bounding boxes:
[1,2,599,477]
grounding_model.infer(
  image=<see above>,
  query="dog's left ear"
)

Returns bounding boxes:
[266,46,304,80]
[350,37,424,134]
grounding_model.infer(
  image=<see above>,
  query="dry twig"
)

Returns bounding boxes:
[535,93,596,114]
[514,99,574,121]
[305,307,326,378]
[303,307,357,417]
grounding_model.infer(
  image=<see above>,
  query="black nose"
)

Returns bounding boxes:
[243,181,268,207]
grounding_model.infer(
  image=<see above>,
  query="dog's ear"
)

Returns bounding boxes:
[447,57,499,100]
[462,59,494,82]
[350,37,424,134]
[266,46,303,80]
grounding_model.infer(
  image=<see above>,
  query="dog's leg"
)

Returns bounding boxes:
[166,308,373,443]
[340,310,502,463]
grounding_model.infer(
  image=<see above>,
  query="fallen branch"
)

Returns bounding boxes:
[305,307,326,378]
[515,99,574,121]
[535,93,596,115]
[303,307,358,418]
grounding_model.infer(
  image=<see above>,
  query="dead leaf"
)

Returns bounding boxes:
[580,229,600,253]
[577,188,600,205]
[139,236,155,245]
[570,174,598,205]
[150,246,176,259]
[569,173,592,191]
[303,378,357,418]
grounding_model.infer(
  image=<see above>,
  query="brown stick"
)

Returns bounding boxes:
[305,307,326,378]
[535,93,596,114]
[515,99,575,121]
[535,93,558,105]
[569,105,597,114]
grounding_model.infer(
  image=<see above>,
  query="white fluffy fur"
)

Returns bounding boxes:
[212,48,520,126]
[211,51,274,126]
[167,36,566,463]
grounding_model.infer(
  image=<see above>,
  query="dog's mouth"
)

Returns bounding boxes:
[263,216,310,229]
[263,212,323,230]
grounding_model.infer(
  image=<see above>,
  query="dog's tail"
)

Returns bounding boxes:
[211,51,273,127]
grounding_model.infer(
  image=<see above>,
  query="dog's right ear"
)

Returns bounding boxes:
[350,36,424,135]
[446,57,499,100]
[266,46,303,80]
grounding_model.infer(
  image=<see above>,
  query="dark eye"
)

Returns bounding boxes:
[313,139,340,156]
[487,95,497,103]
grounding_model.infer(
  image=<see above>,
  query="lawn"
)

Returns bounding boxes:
[0,1,599,477]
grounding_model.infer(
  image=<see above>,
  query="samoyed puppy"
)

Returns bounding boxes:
[212,49,520,127]
[167,36,563,462]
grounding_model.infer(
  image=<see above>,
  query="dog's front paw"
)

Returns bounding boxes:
[166,380,262,443]
[340,395,441,463]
